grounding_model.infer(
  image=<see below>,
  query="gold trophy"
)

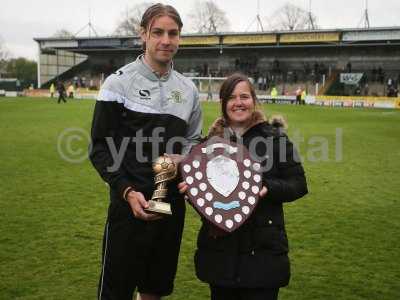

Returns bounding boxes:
[146,155,177,215]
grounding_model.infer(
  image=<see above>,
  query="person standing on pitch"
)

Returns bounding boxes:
[56,81,66,103]
[295,86,302,105]
[301,88,307,105]
[179,73,308,300]
[89,3,202,300]
[49,83,55,98]
[67,83,75,99]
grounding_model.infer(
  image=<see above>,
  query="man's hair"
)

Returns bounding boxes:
[219,73,258,121]
[140,3,183,32]
[140,3,183,51]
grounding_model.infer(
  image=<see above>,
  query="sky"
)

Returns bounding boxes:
[1,0,399,61]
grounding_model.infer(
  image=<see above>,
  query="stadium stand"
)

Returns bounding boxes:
[34,27,400,99]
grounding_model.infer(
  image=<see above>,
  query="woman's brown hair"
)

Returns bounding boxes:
[219,73,258,121]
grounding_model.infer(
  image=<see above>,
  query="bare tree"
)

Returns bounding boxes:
[114,2,154,36]
[0,36,10,73]
[52,29,75,38]
[267,2,318,31]
[188,1,230,33]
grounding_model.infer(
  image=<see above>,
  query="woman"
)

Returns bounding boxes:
[180,73,308,300]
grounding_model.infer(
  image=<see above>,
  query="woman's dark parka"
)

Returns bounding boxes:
[194,111,308,288]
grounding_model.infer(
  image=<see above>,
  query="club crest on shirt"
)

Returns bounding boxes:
[168,90,185,104]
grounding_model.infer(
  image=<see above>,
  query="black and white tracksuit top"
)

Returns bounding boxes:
[89,55,203,202]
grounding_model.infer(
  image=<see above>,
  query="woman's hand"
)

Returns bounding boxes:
[259,186,268,198]
[178,181,189,194]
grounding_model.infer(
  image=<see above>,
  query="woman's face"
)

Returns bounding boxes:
[226,81,255,127]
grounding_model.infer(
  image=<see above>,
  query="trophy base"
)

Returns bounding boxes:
[145,200,172,215]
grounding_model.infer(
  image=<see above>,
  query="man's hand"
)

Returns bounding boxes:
[164,153,186,165]
[126,190,162,221]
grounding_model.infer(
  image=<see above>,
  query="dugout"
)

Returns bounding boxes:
[0,78,23,96]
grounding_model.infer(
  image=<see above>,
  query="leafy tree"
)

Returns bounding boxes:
[6,58,37,87]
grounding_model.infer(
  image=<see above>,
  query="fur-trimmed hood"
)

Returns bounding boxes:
[207,110,287,138]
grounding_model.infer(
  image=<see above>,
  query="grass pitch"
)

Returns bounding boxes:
[0,97,399,299]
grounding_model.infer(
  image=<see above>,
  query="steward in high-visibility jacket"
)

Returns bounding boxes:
[301,90,307,105]
[49,83,55,98]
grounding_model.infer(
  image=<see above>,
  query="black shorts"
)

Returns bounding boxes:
[210,285,279,300]
[98,199,185,300]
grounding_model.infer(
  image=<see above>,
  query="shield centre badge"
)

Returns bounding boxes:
[206,155,239,197]
[180,137,262,233]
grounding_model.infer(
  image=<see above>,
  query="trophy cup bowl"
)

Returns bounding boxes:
[145,155,177,215]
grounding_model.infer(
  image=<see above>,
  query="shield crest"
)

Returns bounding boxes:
[180,137,262,233]
[206,155,239,197]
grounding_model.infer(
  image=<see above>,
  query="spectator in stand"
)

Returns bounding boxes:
[387,77,393,88]
[272,59,280,74]
[81,77,87,88]
[314,62,320,76]
[304,62,311,78]
[311,70,316,84]
[235,59,240,70]
[203,63,209,76]
[361,73,368,86]
[258,76,263,90]
[372,67,377,82]
[387,86,397,97]
[57,82,66,103]
[355,85,361,95]
[320,63,327,76]
[281,86,286,98]
[378,67,384,84]
[263,76,267,91]
[265,73,271,90]
[364,84,370,96]
[346,62,352,73]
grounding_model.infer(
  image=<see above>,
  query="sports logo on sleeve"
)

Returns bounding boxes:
[139,89,151,100]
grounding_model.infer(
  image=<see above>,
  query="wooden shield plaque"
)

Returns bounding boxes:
[180,137,262,233]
